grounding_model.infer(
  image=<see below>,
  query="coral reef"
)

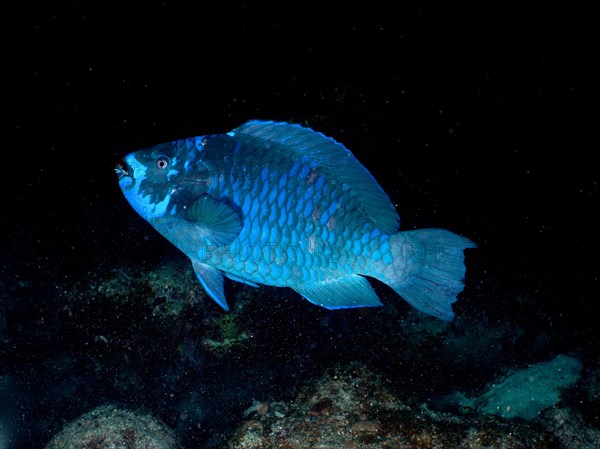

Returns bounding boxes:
[62,259,253,357]
[202,302,251,355]
[539,406,600,449]
[454,354,582,420]
[579,358,600,427]
[5,252,598,449]
[44,404,179,449]
[92,260,203,321]
[227,363,558,448]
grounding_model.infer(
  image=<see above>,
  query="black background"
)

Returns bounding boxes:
[1,2,599,445]
[3,3,597,324]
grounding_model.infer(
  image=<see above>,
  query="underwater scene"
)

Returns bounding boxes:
[1,3,598,449]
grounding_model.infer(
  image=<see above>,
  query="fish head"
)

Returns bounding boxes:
[116,137,211,222]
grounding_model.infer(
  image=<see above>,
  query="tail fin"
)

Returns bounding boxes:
[386,228,476,321]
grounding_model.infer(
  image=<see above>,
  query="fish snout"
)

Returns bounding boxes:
[115,161,133,180]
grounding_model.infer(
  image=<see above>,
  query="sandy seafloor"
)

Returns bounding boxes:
[1,3,598,448]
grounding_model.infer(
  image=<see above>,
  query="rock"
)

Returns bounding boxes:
[457,354,582,420]
[227,363,558,448]
[44,404,179,449]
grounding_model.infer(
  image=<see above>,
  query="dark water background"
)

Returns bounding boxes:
[1,3,598,448]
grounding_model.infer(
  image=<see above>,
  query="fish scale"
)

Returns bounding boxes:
[230,147,357,282]
[117,120,476,320]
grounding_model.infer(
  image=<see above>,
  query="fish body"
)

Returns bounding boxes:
[116,120,475,320]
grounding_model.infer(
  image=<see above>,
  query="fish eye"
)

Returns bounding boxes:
[156,156,170,170]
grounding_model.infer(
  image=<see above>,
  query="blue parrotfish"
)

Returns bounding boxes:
[116,120,475,320]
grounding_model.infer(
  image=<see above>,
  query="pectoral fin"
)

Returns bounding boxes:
[191,259,229,310]
[188,194,242,246]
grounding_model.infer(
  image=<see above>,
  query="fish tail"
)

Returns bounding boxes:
[381,229,476,320]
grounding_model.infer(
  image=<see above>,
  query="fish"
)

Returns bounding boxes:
[116,120,476,320]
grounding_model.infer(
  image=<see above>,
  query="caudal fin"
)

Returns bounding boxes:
[385,228,476,321]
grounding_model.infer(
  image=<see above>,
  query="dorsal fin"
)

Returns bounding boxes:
[230,120,400,234]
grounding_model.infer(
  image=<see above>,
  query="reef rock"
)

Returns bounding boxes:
[45,404,179,449]
[228,363,557,448]
[457,354,582,420]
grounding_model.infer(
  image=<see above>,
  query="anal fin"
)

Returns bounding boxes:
[294,275,382,309]
[224,272,260,287]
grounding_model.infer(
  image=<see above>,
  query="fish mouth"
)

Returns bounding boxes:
[115,161,133,180]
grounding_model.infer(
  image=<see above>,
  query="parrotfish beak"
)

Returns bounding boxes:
[115,161,133,181]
